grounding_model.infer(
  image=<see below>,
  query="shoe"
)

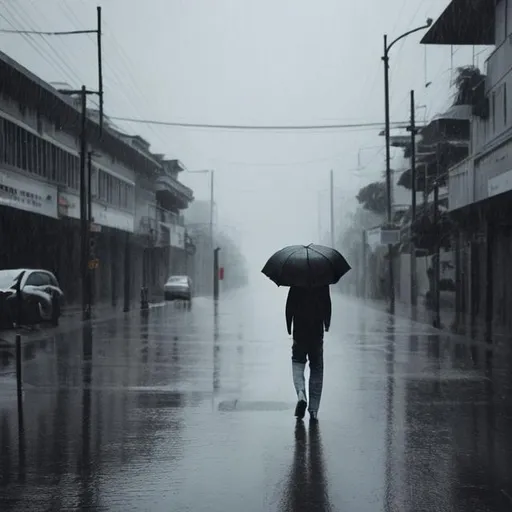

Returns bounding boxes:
[295,399,307,419]
[309,410,318,422]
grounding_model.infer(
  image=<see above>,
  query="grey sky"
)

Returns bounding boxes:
[0,0,492,275]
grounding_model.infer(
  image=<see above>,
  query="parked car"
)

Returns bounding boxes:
[164,275,192,306]
[0,269,64,328]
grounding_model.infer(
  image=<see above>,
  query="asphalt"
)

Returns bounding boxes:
[1,286,512,511]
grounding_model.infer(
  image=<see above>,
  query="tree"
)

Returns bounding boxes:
[452,65,485,106]
[356,181,387,216]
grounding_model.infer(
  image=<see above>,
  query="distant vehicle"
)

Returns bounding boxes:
[164,275,192,307]
[0,269,64,328]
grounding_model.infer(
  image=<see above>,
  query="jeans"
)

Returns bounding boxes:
[291,338,324,414]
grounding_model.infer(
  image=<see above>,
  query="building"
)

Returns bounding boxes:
[422,0,512,340]
[0,50,193,312]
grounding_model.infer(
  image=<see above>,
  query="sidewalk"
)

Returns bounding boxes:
[366,292,458,327]
[0,298,167,347]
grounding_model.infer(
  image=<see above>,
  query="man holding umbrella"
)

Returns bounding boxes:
[286,285,331,421]
[262,243,350,422]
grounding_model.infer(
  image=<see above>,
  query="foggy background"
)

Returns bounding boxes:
[0,0,492,282]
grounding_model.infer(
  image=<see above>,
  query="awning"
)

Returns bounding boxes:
[421,0,495,45]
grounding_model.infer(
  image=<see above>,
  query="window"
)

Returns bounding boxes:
[26,132,35,173]
[38,139,46,177]
[44,272,59,287]
[492,92,496,133]
[96,169,134,210]
[504,83,508,126]
[25,272,50,287]
[91,165,98,197]
[98,170,108,202]
[5,122,15,166]
[50,145,58,181]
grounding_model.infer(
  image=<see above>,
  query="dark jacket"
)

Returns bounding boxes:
[285,286,331,341]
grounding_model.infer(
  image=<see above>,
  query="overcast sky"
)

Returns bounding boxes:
[0,0,492,276]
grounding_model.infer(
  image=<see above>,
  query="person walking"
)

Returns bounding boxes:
[286,285,331,421]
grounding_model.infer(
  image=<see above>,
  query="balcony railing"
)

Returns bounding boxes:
[155,174,193,201]
[156,205,184,226]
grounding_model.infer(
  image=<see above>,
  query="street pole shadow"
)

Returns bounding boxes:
[213,300,220,392]
[211,301,220,412]
[278,421,333,511]
[384,315,395,512]
[77,325,94,509]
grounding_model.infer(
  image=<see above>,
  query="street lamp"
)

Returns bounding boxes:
[187,169,216,297]
[382,18,432,314]
[187,170,214,243]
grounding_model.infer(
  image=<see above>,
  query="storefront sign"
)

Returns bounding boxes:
[58,192,79,218]
[93,204,134,233]
[0,170,57,218]
[58,191,134,232]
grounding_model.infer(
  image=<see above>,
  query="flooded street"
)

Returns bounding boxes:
[1,289,511,511]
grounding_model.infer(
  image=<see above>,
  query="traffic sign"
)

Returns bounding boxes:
[88,258,99,270]
[380,229,401,245]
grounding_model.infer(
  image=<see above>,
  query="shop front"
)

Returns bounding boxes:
[57,190,137,309]
[0,170,60,272]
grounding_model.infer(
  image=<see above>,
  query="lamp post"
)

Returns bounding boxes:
[382,18,432,314]
[187,170,214,243]
[187,170,215,295]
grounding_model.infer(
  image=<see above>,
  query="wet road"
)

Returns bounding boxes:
[1,287,512,511]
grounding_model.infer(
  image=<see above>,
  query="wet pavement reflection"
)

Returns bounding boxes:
[1,289,512,510]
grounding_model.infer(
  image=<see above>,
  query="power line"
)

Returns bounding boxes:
[108,116,414,131]
[0,28,95,35]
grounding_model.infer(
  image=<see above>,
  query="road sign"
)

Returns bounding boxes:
[219,267,224,281]
[88,258,99,270]
[380,229,401,245]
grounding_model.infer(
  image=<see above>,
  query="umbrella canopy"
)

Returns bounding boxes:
[262,244,351,287]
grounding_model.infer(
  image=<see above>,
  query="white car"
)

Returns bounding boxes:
[0,268,64,328]
[164,275,192,305]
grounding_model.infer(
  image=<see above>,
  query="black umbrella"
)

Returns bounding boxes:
[262,244,351,287]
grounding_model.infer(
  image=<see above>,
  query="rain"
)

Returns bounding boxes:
[1,0,512,510]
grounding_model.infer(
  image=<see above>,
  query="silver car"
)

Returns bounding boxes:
[0,269,64,328]
[164,275,192,306]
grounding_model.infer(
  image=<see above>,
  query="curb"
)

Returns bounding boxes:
[0,301,168,347]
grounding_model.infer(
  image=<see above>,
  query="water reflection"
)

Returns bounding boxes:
[279,422,332,512]
[384,315,395,512]
[78,324,93,508]
[213,301,220,392]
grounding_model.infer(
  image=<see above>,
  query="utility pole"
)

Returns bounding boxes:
[361,230,367,299]
[87,151,94,313]
[51,6,103,320]
[330,169,335,247]
[382,20,432,316]
[213,247,221,301]
[79,86,89,320]
[407,90,418,312]
[433,143,441,328]
[209,170,214,244]
[209,171,215,297]
[187,169,214,296]
[58,86,99,320]
[96,6,104,135]
[383,35,395,314]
